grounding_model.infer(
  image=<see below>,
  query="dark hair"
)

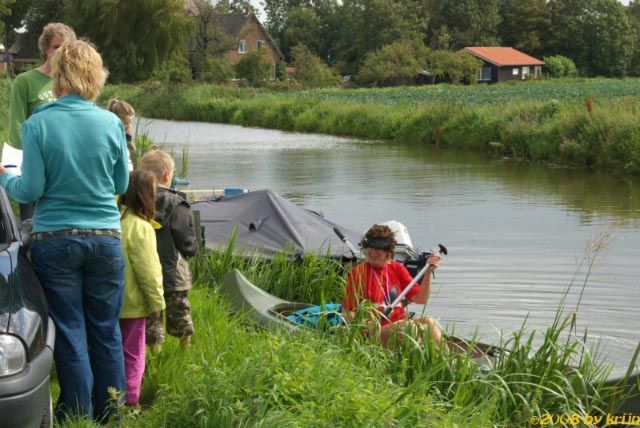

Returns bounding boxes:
[360,224,397,256]
[119,170,157,222]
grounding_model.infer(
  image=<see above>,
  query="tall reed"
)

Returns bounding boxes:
[188,226,633,425]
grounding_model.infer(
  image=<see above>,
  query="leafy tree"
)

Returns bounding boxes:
[64,0,193,82]
[0,0,12,15]
[1,0,16,60]
[498,0,549,58]
[200,55,235,83]
[264,0,340,66]
[440,0,501,49]
[583,0,633,76]
[548,0,633,76]
[262,0,292,37]
[430,24,451,50]
[152,47,192,83]
[333,0,419,75]
[290,43,339,87]
[429,49,483,84]
[186,0,236,79]
[282,8,321,61]
[357,39,429,86]
[6,0,65,60]
[543,55,578,77]
[627,0,640,76]
[357,40,482,86]
[234,46,273,86]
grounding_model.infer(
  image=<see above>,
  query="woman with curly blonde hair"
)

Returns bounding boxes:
[342,224,442,347]
[0,39,129,422]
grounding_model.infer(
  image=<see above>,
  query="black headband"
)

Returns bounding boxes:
[364,236,392,250]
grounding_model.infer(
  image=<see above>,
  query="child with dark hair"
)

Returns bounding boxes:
[118,170,165,406]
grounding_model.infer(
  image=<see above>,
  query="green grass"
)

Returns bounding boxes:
[191,234,350,303]
[52,244,636,427]
[3,76,640,176]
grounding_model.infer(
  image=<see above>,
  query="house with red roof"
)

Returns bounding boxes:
[464,47,544,83]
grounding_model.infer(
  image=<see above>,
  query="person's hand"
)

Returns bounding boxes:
[0,165,7,175]
[427,253,441,271]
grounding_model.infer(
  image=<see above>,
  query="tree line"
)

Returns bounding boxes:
[1,0,640,84]
[266,0,640,78]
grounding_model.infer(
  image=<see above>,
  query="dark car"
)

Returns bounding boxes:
[0,187,54,427]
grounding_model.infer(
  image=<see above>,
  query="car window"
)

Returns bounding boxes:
[0,212,6,244]
[0,188,16,246]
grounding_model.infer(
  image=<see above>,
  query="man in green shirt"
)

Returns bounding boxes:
[7,22,75,219]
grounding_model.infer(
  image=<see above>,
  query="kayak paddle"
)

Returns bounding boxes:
[333,227,361,259]
[383,244,447,317]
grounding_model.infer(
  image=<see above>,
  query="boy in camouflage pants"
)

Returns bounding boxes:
[140,150,199,349]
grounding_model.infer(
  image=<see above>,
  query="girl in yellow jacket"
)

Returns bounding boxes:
[118,169,165,406]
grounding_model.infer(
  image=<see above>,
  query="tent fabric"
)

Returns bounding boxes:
[191,189,362,259]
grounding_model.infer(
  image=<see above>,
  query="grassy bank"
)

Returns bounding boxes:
[2,77,639,176]
[54,247,635,427]
[98,79,640,177]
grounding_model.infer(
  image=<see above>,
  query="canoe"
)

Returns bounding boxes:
[219,269,315,332]
[219,269,500,363]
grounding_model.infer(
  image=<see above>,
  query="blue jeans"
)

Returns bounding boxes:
[31,235,126,422]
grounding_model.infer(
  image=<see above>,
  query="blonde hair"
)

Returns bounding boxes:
[139,150,175,182]
[107,99,135,132]
[38,23,76,60]
[52,40,107,101]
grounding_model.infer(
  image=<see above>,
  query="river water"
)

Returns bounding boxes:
[139,118,640,377]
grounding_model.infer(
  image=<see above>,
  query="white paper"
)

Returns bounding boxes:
[1,143,23,176]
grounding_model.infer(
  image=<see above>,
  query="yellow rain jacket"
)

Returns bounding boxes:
[120,207,165,318]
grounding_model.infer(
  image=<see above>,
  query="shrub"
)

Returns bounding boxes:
[431,50,483,84]
[152,49,192,83]
[234,47,273,87]
[290,44,340,88]
[357,40,430,86]
[199,56,234,84]
[544,55,579,78]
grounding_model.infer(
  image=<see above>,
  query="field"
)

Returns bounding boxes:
[277,78,640,106]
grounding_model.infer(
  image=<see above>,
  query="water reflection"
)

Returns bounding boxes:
[139,118,640,376]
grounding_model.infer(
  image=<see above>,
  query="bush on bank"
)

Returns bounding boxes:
[98,81,640,177]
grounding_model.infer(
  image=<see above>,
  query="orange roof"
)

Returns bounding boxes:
[464,47,544,66]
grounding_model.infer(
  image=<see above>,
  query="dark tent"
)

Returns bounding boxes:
[191,189,362,259]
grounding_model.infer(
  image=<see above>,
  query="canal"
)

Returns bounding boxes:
[140,118,640,376]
